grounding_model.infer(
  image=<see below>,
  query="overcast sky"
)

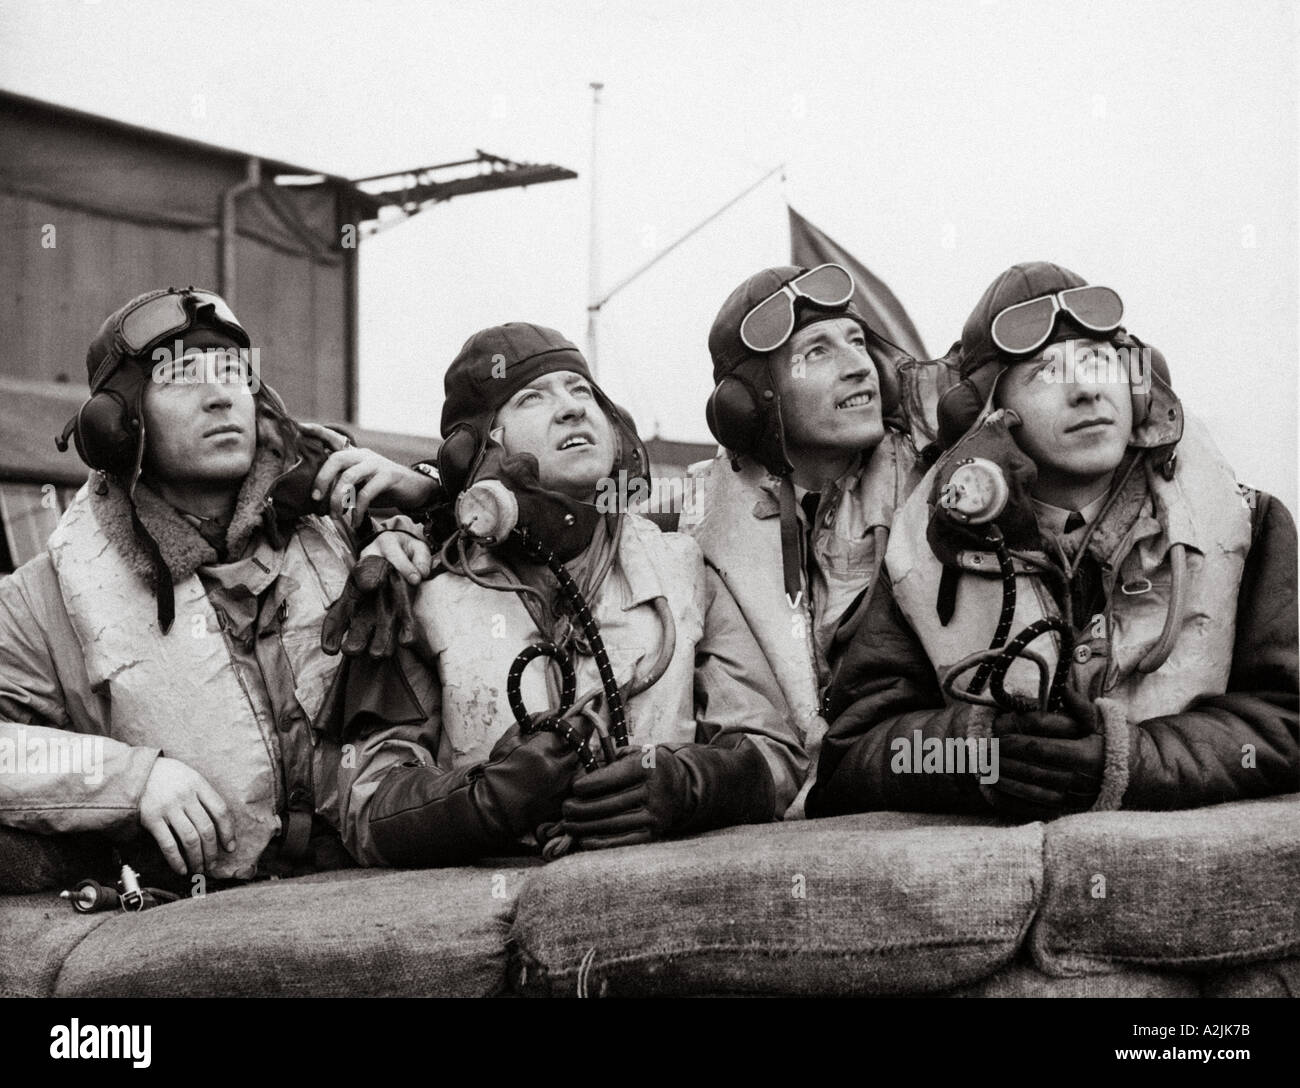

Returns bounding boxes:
[3,0,1296,508]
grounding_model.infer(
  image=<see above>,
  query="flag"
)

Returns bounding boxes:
[789,205,927,358]
[789,205,954,446]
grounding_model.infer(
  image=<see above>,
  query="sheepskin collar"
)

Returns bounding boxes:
[89,448,286,587]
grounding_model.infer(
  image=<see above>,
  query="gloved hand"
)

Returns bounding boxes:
[986,691,1103,819]
[557,739,776,851]
[263,425,335,548]
[321,554,417,658]
[366,716,596,866]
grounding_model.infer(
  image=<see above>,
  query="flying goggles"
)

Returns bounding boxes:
[990,285,1123,358]
[739,263,857,353]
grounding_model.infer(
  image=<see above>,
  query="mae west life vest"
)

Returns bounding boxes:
[685,432,919,815]
[48,484,352,879]
[414,514,705,770]
[887,415,1253,722]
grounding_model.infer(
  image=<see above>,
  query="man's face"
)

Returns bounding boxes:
[771,316,885,459]
[996,338,1134,490]
[493,370,616,499]
[141,330,257,486]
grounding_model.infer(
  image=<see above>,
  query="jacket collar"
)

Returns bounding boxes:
[1084,417,1231,568]
[960,376,1207,565]
[201,533,291,600]
[1082,460,1157,566]
[89,447,286,588]
[751,431,911,531]
[466,512,666,615]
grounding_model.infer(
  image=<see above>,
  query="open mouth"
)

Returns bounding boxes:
[1065,418,1113,434]
[836,389,875,411]
[557,432,596,451]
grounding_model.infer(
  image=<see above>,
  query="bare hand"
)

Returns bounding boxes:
[361,516,435,584]
[305,431,438,527]
[138,757,236,875]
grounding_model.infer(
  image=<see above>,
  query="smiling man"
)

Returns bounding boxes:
[681,264,923,815]
[808,262,1298,818]
[0,287,442,888]
[336,323,804,866]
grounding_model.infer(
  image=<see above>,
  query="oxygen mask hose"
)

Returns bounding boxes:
[456,476,660,862]
[455,480,630,754]
[936,457,1074,713]
[510,525,629,747]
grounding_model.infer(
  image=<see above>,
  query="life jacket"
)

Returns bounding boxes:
[47,483,352,879]
[414,514,705,770]
[683,431,920,813]
[886,414,1253,720]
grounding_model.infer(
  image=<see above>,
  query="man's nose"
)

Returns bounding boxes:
[554,392,587,421]
[838,349,876,383]
[1066,378,1105,406]
[202,380,235,411]
[1066,344,1123,401]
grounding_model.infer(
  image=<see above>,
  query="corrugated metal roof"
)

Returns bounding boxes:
[0,88,384,218]
[2,88,347,181]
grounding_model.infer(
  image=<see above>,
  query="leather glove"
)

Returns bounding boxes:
[263,425,334,548]
[558,739,777,851]
[366,716,595,867]
[321,555,416,658]
[986,690,1103,819]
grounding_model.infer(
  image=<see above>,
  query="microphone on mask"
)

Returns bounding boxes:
[937,457,1011,526]
[455,479,519,544]
[451,449,594,563]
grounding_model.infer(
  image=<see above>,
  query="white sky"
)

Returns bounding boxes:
[3,0,1297,509]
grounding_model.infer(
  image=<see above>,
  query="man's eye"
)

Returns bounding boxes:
[515,391,541,406]
[571,384,593,397]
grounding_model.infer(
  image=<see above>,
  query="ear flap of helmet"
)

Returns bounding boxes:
[1114,332,1182,456]
[877,359,905,434]
[936,349,998,451]
[706,375,762,459]
[594,390,651,497]
[705,359,793,477]
[58,365,149,483]
[436,421,486,500]
[74,391,139,475]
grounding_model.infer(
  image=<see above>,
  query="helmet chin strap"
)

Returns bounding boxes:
[127,499,175,634]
